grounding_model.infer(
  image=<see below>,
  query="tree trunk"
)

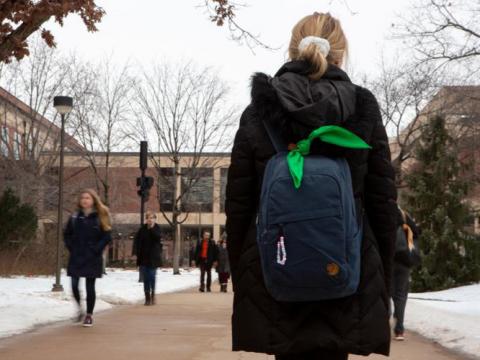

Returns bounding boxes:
[172,161,181,275]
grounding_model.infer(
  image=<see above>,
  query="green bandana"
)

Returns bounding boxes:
[287,125,371,189]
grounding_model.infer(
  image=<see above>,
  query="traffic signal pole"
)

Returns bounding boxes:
[137,141,154,226]
[139,141,148,225]
[140,167,146,225]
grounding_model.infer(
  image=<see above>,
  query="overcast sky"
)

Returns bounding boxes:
[48,0,414,108]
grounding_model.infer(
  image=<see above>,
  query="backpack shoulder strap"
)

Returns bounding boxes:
[263,119,288,153]
[71,211,79,227]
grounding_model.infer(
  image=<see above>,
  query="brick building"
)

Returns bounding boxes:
[390,85,480,233]
[3,83,478,265]
[54,151,231,266]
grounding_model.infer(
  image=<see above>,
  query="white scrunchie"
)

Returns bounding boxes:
[298,36,330,57]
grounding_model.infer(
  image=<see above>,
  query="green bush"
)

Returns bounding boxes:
[0,188,38,248]
[404,116,480,291]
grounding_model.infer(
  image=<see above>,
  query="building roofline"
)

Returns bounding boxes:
[0,86,83,150]
[41,151,232,157]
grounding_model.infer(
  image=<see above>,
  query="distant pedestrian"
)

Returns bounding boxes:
[64,189,112,328]
[392,207,421,341]
[133,211,163,306]
[194,230,218,292]
[216,239,230,292]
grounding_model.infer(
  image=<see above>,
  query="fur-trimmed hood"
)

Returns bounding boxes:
[249,60,356,141]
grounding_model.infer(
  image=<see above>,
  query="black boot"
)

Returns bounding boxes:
[144,291,151,306]
[151,291,156,305]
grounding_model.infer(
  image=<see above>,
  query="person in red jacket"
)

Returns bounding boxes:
[194,230,218,292]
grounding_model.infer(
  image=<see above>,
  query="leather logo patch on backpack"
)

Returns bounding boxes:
[326,263,340,276]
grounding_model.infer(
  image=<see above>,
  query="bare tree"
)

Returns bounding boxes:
[0,0,104,63]
[202,0,276,51]
[367,58,447,187]
[395,0,480,75]
[0,36,82,210]
[202,0,357,51]
[132,62,235,274]
[70,59,134,206]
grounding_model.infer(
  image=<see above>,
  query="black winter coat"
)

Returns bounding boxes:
[134,224,163,268]
[225,61,398,356]
[194,239,219,267]
[64,211,112,278]
[216,245,231,273]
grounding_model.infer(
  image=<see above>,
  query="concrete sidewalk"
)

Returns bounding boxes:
[0,289,470,360]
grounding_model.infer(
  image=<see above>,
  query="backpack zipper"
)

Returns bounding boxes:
[276,225,287,266]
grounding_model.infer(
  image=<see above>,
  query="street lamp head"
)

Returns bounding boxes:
[54,96,73,115]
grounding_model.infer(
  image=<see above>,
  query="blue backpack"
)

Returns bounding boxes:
[257,120,370,302]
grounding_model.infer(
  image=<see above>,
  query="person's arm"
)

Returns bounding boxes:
[154,226,163,254]
[214,242,219,262]
[132,229,140,257]
[362,89,398,295]
[63,216,74,252]
[225,117,257,278]
[193,242,200,265]
[152,226,162,243]
[95,230,112,255]
[406,214,420,239]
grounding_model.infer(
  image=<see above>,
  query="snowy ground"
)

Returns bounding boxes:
[0,268,211,339]
[1,270,478,358]
[405,283,480,358]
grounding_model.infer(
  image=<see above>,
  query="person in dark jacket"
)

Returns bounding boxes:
[216,238,230,292]
[225,12,397,360]
[133,211,163,306]
[64,189,112,327]
[194,230,218,292]
[392,207,420,341]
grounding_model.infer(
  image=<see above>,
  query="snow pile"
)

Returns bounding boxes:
[406,283,480,358]
[0,268,205,339]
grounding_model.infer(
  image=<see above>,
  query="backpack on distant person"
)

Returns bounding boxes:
[256,85,371,302]
[394,209,421,268]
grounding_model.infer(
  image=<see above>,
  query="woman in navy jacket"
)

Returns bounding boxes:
[64,188,112,327]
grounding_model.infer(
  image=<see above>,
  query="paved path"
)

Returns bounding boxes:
[0,289,471,360]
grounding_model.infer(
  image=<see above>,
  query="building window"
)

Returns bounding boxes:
[1,127,9,156]
[159,168,175,212]
[220,168,228,213]
[181,167,213,213]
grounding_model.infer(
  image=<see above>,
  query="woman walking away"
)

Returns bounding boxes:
[392,207,421,341]
[225,12,398,360]
[64,189,112,327]
[216,239,230,292]
[134,211,163,306]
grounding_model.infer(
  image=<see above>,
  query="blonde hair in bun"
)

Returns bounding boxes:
[289,12,348,80]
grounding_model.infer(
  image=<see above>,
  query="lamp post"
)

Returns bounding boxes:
[52,96,73,292]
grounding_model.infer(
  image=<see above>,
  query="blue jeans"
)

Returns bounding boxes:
[142,266,157,294]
